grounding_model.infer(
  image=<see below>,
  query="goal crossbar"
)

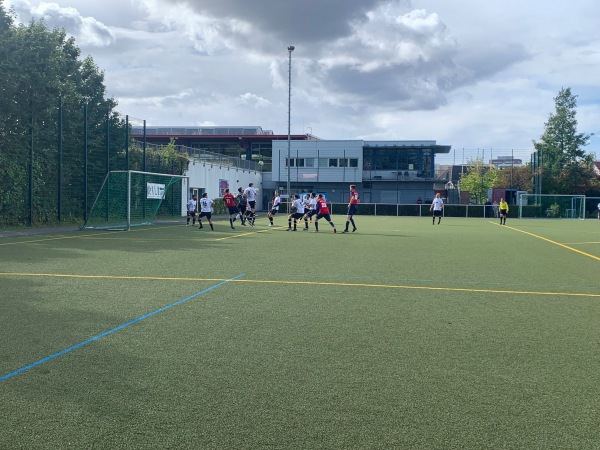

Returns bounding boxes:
[83,170,188,231]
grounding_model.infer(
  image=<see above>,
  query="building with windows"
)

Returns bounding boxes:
[490,156,523,168]
[269,139,451,204]
[131,125,312,173]
[133,125,451,208]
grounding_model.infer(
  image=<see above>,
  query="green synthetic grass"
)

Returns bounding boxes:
[1,216,599,449]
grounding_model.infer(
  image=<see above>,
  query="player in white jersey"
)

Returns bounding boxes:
[286,194,305,231]
[243,182,258,226]
[267,191,281,227]
[300,193,317,230]
[429,193,444,225]
[186,195,197,226]
[198,193,214,230]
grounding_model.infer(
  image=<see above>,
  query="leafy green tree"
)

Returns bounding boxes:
[458,157,498,204]
[0,1,128,225]
[493,165,533,192]
[533,88,598,194]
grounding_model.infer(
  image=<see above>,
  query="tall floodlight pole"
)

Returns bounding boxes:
[287,45,295,211]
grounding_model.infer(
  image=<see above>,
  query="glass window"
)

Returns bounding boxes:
[339,158,348,167]
[296,158,305,167]
[305,158,314,167]
[349,158,358,168]
[329,158,338,167]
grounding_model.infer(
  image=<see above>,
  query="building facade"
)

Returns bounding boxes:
[134,125,451,209]
[269,139,451,204]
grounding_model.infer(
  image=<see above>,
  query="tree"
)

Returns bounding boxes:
[533,88,598,194]
[0,2,128,225]
[493,165,533,192]
[458,158,498,204]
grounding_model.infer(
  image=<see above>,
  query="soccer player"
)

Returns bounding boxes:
[267,191,281,227]
[314,194,336,233]
[342,184,359,233]
[242,194,255,226]
[499,198,509,225]
[301,193,317,230]
[223,188,238,229]
[235,187,247,225]
[198,193,214,230]
[430,193,444,225]
[243,182,259,226]
[286,194,305,231]
[186,194,197,226]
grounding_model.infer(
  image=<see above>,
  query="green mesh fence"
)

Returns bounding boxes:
[83,171,186,230]
[518,194,585,219]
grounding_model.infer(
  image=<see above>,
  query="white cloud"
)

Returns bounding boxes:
[5,0,600,159]
[9,0,114,46]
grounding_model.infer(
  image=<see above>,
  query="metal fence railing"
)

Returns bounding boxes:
[269,201,600,219]
[138,142,260,172]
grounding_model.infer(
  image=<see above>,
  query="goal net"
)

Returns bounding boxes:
[83,170,187,230]
[517,194,585,219]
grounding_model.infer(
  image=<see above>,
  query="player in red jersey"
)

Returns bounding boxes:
[342,184,359,233]
[222,189,238,229]
[314,194,336,233]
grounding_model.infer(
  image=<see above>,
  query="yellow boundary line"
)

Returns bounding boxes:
[490,222,600,261]
[0,271,598,298]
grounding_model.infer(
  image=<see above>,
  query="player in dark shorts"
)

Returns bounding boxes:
[268,191,281,227]
[237,188,248,226]
[301,192,317,230]
[286,194,305,231]
[314,194,336,233]
[223,188,238,229]
[342,184,359,233]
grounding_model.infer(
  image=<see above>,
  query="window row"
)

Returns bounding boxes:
[286,158,359,168]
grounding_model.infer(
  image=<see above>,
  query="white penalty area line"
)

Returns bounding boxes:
[214,227,280,241]
[0,271,599,299]
[489,221,600,262]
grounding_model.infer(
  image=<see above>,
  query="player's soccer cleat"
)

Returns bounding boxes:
[231,226,235,229]
[342,230,349,233]
[333,228,337,233]
[313,230,319,233]
[286,227,292,231]
[268,224,273,227]
[352,228,357,232]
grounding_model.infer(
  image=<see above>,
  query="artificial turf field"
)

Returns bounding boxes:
[1,215,599,449]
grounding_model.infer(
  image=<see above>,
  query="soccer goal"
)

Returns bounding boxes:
[83,170,188,231]
[517,194,585,220]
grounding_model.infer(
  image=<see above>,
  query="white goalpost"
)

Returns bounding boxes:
[83,170,188,231]
[517,194,585,220]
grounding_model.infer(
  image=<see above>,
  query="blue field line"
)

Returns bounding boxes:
[0,274,245,382]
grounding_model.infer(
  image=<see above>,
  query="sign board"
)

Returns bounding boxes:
[147,183,165,199]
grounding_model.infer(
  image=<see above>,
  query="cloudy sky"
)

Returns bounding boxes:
[6,0,600,163]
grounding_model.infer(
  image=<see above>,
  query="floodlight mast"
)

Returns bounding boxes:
[286,45,295,210]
